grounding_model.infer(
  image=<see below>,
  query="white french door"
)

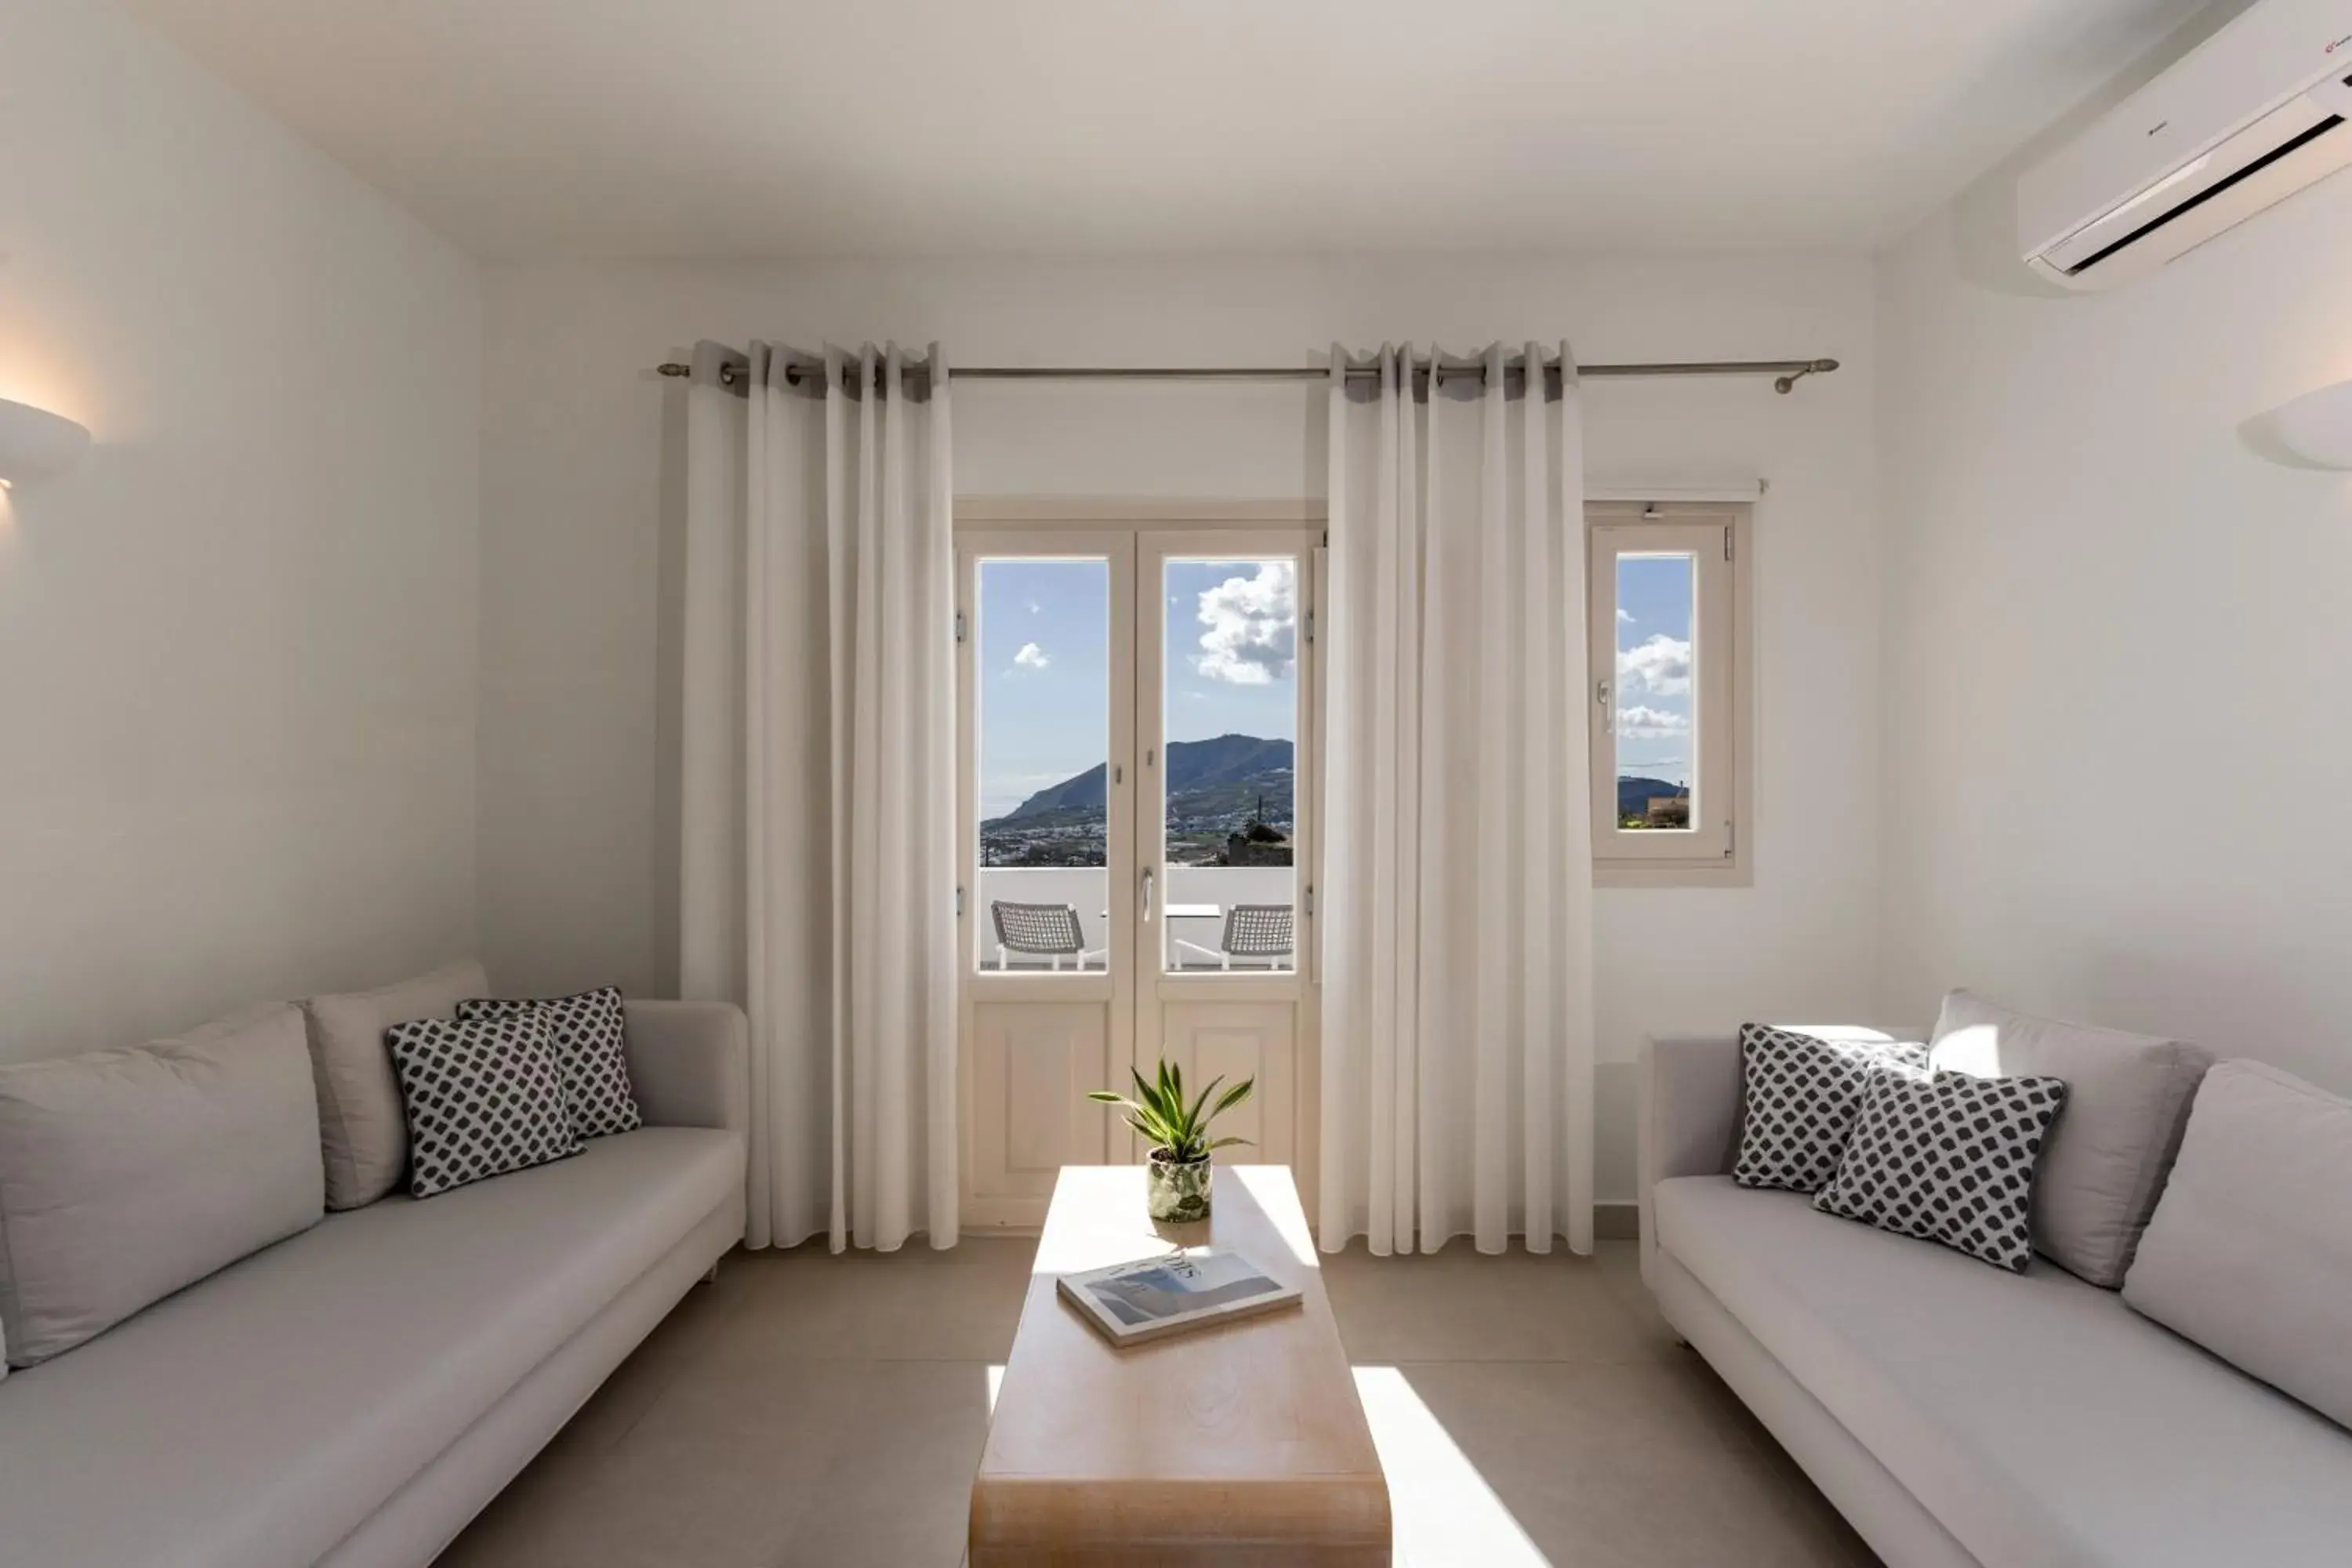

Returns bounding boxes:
[956,521,1319,1229]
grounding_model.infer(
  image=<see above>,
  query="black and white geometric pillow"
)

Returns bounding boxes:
[456,986,641,1140]
[387,1012,581,1199]
[1813,1069,2069,1272]
[1734,1024,1930,1192]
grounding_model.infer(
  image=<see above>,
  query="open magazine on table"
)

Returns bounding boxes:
[1057,1246,1303,1346]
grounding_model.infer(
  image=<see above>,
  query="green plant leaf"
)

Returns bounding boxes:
[1091,1059,1258,1160]
[1207,1077,1254,1122]
[1185,1074,1225,1138]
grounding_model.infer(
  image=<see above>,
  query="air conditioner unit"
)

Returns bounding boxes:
[2020,0,2352,289]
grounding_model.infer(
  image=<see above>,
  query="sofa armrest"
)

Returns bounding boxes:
[1638,1034,1744,1286]
[623,1000,750,1134]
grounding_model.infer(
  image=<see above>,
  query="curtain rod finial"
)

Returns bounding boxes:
[1772,358,1839,394]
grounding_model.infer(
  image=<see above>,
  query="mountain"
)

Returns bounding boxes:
[1617,775,1687,815]
[994,735,1295,825]
[1164,734,1294,791]
[994,741,1670,826]
[1000,763,1109,822]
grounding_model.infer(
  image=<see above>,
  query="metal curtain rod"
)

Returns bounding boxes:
[653,356,1841,394]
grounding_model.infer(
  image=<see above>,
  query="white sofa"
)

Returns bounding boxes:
[1639,1033,2352,1568]
[0,997,748,1568]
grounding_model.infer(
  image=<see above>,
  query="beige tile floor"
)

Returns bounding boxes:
[441,1237,1879,1568]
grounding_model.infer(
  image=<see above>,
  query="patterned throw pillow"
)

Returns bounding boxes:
[1734,1025,1929,1192]
[456,986,642,1141]
[1813,1069,2070,1272]
[387,1013,580,1199]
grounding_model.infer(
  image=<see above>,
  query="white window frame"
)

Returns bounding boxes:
[1588,501,1753,888]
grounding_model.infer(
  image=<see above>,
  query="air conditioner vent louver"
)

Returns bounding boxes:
[2020,0,2352,291]
[2062,112,2345,276]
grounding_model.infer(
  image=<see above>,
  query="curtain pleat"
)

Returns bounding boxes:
[1319,341,1595,1255]
[681,340,958,1254]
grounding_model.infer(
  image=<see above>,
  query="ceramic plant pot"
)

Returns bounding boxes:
[1146,1150,1214,1221]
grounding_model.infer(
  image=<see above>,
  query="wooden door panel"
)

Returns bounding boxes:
[969,1002,1111,1225]
[1157,1001,1298,1167]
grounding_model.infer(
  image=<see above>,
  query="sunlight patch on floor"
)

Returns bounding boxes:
[1352,1365,1549,1567]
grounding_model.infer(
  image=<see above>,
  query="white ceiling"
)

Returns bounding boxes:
[123,0,2205,260]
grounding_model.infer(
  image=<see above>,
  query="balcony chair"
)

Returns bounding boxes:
[989,900,1106,971]
[1172,902,1294,971]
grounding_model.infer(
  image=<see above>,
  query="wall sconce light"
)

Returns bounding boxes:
[0,396,93,489]
[2246,380,2352,470]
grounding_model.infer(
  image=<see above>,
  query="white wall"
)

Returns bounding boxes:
[1877,132,2352,1087]
[0,0,483,1058]
[479,252,1885,1196]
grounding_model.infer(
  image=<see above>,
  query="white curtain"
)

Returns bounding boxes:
[679,339,959,1253]
[1318,342,1595,1255]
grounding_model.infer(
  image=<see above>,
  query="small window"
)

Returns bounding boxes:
[1588,502,1751,886]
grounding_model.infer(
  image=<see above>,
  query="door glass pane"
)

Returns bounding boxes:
[1614,552,1697,831]
[1160,558,1298,973]
[976,558,1110,973]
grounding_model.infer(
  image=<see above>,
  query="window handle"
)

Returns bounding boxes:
[1141,867,1156,924]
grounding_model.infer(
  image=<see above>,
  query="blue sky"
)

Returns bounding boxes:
[978,557,1298,818]
[1614,553,1694,785]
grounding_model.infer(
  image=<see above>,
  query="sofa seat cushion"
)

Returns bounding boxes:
[0,1004,324,1367]
[2123,1061,2352,1432]
[1929,990,2211,1286]
[0,1126,743,1568]
[1654,1175,2352,1568]
[303,961,489,1211]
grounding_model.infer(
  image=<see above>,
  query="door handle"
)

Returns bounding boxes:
[1141,867,1156,924]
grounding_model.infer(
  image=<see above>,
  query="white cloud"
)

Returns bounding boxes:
[1615,704,1690,739]
[1025,599,1042,615]
[1617,633,1690,697]
[1012,641,1050,670]
[1617,608,1634,623]
[1193,562,1296,686]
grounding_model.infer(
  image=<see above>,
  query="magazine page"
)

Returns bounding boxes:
[1059,1247,1301,1345]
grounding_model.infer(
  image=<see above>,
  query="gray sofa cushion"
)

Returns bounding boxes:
[1733,1024,1927,1193]
[0,1004,324,1367]
[387,1012,579,1198]
[0,1125,743,1568]
[459,986,643,1140]
[301,961,487,1210]
[2124,1061,2352,1432]
[1929,990,2211,1287]
[1656,1174,2352,1568]
[1813,1067,2067,1272]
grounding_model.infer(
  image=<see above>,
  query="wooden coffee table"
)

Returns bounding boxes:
[970,1165,1390,1566]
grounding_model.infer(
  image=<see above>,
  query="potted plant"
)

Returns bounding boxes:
[1087,1061,1255,1222]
